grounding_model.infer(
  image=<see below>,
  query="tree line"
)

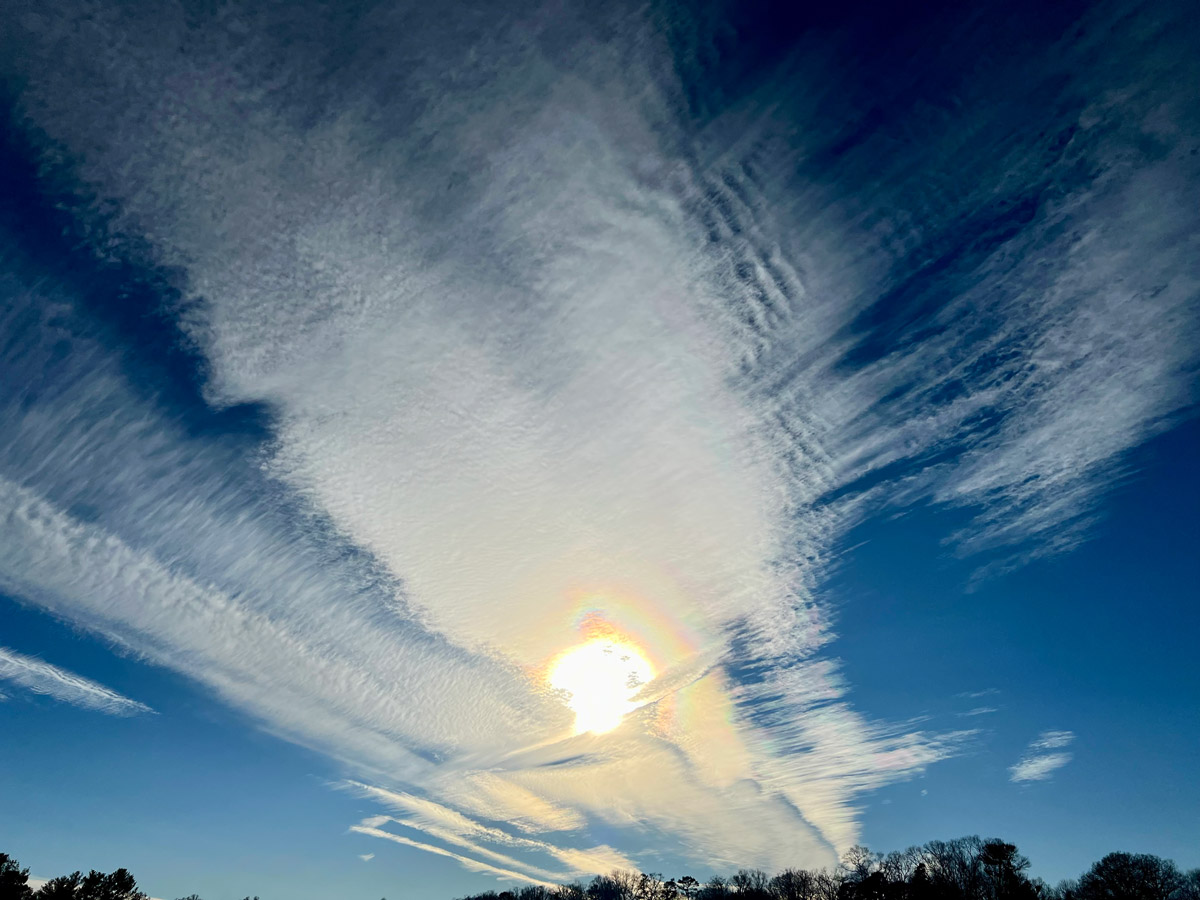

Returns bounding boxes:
[0,856,258,900]
[2,836,1197,900]
[455,838,1199,900]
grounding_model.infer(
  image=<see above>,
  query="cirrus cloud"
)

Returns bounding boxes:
[0,645,152,716]
[1010,731,1076,783]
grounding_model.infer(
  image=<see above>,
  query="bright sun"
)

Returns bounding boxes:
[548,638,655,735]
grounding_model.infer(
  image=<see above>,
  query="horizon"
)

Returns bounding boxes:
[4,838,1199,900]
[1,0,1198,898]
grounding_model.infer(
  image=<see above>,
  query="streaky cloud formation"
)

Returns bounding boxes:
[960,708,999,718]
[0,645,152,716]
[0,0,1197,887]
[1010,731,1076,783]
[1031,731,1075,751]
[346,782,638,879]
[349,823,559,889]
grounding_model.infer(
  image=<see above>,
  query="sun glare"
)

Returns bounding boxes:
[548,638,655,735]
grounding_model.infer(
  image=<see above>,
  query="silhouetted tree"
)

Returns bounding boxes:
[83,868,146,900]
[813,871,842,900]
[8,837,1198,900]
[635,873,669,900]
[771,868,817,900]
[1176,871,1200,900]
[1076,854,1181,900]
[607,871,641,900]
[842,849,880,885]
[31,868,147,900]
[733,869,771,900]
[1043,879,1079,900]
[978,840,1037,900]
[0,854,34,900]
[588,876,625,900]
[847,864,912,900]
[699,875,729,900]
[31,873,83,900]
[909,863,932,899]
[879,851,918,888]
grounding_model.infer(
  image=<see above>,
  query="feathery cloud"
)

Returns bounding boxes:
[0,646,152,716]
[1010,731,1076,783]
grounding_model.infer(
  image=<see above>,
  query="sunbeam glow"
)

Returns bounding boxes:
[548,638,655,735]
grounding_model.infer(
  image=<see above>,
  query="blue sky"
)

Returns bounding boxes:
[0,0,1198,897]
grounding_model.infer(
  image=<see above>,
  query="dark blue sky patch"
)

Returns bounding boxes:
[0,95,274,444]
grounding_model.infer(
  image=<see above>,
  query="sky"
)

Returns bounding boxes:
[0,0,1197,898]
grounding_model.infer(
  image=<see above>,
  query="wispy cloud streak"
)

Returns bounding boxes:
[0,646,152,716]
[1010,731,1076,783]
[350,824,558,888]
